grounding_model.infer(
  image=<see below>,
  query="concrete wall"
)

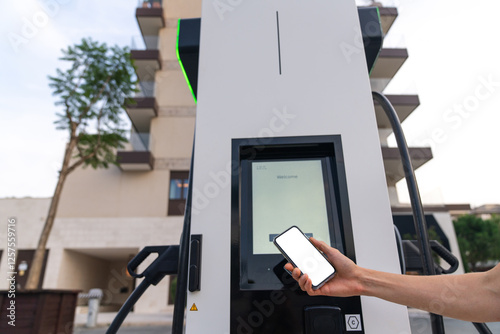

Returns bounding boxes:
[155,68,196,106]
[0,198,50,248]
[106,260,135,306]
[164,0,202,20]
[57,250,109,291]
[56,168,171,218]
[0,198,50,290]
[150,117,195,158]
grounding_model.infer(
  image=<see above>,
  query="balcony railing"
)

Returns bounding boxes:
[131,35,158,51]
[135,81,155,98]
[138,0,162,8]
[127,129,151,151]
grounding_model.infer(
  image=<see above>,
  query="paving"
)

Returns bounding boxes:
[74,325,171,334]
[408,309,500,334]
[73,310,500,334]
[73,311,173,334]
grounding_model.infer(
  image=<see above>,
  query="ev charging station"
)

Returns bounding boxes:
[182,0,412,333]
[105,1,492,333]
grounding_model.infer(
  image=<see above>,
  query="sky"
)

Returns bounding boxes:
[0,0,499,208]
[379,0,500,206]
[0,0,139,199]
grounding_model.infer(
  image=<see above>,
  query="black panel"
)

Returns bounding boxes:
[358,7,383,73]
[231,135,363,334]
[177,18,201,97]
[177,7,383,99]
[188,234,202,292]
[304,306,343,334]
[392,214,451,251]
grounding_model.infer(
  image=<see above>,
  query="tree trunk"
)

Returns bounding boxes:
[25,136,77,290]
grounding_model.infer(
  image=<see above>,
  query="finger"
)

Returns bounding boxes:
[310,237,337,260]
[310,237,329,254]
[292,267,302,280]
[284,262,294,272]
[303,275,319,296]
[304,276,315,295]
[298,273,309,291]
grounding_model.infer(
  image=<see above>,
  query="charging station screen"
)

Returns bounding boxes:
[252,159,331,254]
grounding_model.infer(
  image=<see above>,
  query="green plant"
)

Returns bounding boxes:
[25,38,137,290]
[453,214,500,272]
[169,276,177,304]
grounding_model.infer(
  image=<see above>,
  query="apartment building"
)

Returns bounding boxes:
[0,0,465,314]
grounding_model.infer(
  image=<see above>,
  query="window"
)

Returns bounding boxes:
[169,178,189,200]
[168,171,189,215]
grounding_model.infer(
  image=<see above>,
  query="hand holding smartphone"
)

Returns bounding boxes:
[273,226,336,290]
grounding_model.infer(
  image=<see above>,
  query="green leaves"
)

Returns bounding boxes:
[453,214,500,272]
[49,37,137,171]
[76,132,127,169]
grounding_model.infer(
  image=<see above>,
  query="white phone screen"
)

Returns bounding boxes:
[274,226,335,288]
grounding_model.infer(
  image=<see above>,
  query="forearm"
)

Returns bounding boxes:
[358,266,500,323]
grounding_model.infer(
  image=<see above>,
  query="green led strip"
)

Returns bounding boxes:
[176,19,197,103]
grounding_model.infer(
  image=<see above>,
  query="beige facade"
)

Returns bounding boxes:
[0,197,184,313]
[0,0,465,315]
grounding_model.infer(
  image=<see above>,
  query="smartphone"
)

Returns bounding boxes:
[273,226,336,290]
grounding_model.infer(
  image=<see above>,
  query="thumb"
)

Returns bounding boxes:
[310,237,337,261]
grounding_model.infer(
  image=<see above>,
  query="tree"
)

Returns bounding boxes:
[453,214,500,272]
[491,214,500,229]
[25,38,136,290]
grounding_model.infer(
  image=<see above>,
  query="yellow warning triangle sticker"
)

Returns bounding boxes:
[190,303,198,311]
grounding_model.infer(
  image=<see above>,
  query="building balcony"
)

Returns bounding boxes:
[382,147,433,185]
[378,7,398,35]
[117,151,155,171]
[136,0,165,50]
[359,6,397,35]
[374,94,420,128]
[370,48,408,79]
[126,97,158,133]
[130,50,162,83]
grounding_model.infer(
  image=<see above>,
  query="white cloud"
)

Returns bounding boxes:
[388,0,500,206]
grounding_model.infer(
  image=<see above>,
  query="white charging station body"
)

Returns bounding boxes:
[185,0,412,333]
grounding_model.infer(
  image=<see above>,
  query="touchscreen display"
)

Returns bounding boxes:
[252,159,331,254]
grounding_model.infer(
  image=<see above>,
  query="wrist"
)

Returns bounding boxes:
[355,266,374,297]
